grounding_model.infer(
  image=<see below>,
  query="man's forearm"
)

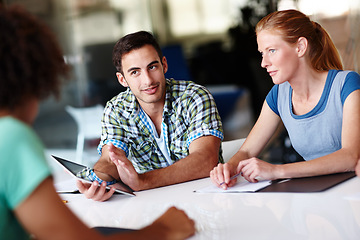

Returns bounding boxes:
[136,135,221,190]
[137,149,219,190]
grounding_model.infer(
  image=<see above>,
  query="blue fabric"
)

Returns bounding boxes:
[89,169,117,186]
[76,168,117,186]
[266,70,360,118]
[266,70,360,160]
[266,84,279,115]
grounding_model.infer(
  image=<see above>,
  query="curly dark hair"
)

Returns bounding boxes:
[0,4,69,109]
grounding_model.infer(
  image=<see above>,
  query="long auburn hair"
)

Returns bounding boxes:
[256,9,343,71]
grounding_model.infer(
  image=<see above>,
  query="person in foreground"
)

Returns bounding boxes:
[0,5,195,239]
[77,31,223,201]
[356,160,360,177]
[210,9,360,189]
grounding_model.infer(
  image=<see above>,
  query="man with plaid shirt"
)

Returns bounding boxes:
[77,31,223,201]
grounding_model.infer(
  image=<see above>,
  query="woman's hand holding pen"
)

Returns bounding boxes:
[210,162,239,190]
[211,157,281,189]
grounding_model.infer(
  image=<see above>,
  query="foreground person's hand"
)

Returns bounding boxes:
[145,206,196,240]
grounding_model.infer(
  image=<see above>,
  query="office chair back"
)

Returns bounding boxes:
[65,104,104,163]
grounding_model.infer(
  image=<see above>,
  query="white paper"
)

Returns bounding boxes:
[54,178,78,193]
[344,192,360,201]
[195,177,271,193]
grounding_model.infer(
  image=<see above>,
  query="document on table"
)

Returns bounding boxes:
[344,192,360,201]
[195,177,271,193]
[54,178,79,193]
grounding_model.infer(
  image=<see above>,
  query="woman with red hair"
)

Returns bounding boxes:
[211,9,360,188]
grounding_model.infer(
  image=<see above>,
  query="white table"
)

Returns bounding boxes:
[58,173,360,240]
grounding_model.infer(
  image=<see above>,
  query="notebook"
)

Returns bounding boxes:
[259,172,356,193]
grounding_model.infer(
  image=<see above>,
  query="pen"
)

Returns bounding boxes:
[219,173,241,186]
[57,190,80,194]
[271,178,291,184]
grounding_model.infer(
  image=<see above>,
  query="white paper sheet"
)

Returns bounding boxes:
[344,192,360,201]
[195,177,271,193]
[54,178,79,193]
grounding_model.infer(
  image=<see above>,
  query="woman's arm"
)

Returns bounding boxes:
[238,89,360,182]
[15,177,195,240]
[230,101,282,165]
[210,101,281,187]
[15,177,104,240]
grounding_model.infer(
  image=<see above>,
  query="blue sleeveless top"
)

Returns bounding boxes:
[266,70,360,160]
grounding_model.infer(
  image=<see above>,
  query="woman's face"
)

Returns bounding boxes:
[257,30,301,85]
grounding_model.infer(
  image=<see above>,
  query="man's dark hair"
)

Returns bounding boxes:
[112,31,163,74]
[0,4,69,109]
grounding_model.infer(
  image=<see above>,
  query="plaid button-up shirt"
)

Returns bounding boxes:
[97,79,223,173]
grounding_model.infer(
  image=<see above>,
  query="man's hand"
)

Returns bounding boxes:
[76,143,138,201]
[108,143,143,191]
[76,180,115,202]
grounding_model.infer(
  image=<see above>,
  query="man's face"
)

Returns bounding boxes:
[116,45,168,109]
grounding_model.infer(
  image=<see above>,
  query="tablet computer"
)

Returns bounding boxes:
[52,155,135,197]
